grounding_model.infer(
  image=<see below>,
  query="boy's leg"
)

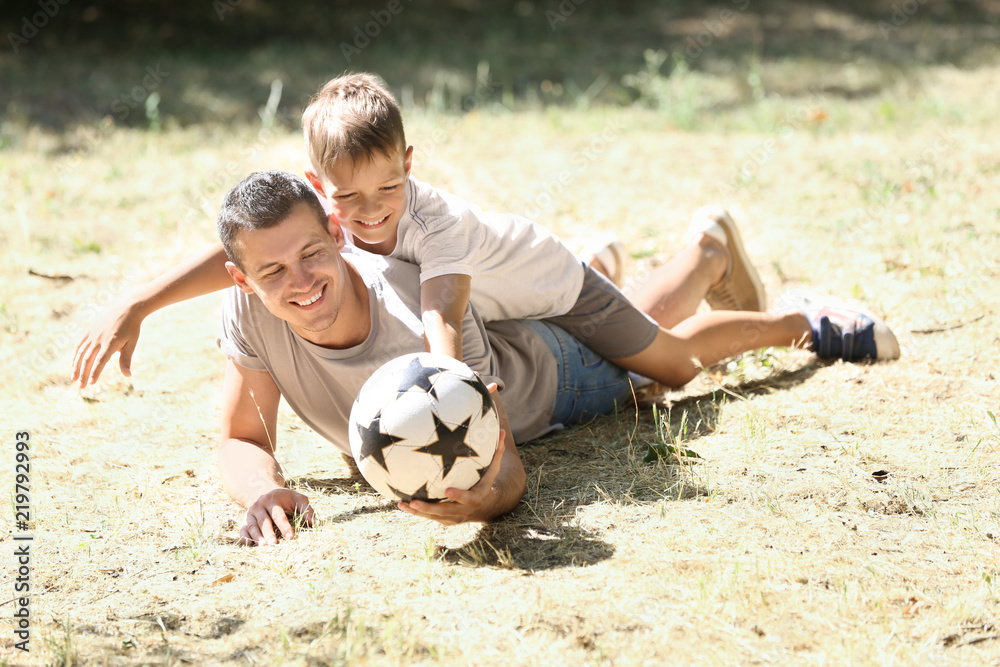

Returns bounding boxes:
[608,311,812,389]
[547,216,775,388]
[610,297,900,389]
[552,208,898,390]
[546,262,802,390]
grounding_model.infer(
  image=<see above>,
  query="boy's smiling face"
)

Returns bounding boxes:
[314,146,412,256]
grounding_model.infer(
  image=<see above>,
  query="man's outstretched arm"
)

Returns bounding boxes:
[73,243,232,387]
[218,359,315,545]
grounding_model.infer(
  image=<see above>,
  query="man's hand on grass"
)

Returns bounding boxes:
[239,488,316,546]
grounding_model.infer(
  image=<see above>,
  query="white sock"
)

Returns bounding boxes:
[590,245,618,278]
[687,215,727,248]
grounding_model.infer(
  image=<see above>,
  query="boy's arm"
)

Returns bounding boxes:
[217,358,315,546]
[420,273,472,360]
[399,385,526,525]
[72,243,233,387]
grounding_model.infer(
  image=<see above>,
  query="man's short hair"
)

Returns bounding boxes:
[217,170,328,270]
[302,72,406,180]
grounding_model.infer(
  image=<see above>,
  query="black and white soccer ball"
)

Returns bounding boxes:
[348,352,500,503]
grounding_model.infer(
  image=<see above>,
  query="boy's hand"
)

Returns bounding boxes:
[238,488,316,546]
[72,301,144,387]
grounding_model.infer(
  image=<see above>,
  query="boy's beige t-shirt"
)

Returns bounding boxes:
[217,248,560,455]
[387,177,586,322]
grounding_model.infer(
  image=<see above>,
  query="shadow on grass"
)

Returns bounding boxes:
[435,362,825,571]
[291,362,831,570]
[3,2,997,131]
[437,520,616,571]
[292,475,402,526]
[294,475,368,495]
[290,471,618,570]
[646,361,824,438]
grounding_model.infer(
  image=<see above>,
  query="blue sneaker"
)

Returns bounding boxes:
[777,291,900,361]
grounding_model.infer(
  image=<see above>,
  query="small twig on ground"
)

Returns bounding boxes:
[910,314,985,334]
[28,268,75,281]
[963,634,1000,647]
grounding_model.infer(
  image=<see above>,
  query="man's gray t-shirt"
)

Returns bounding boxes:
[218,248,558,454]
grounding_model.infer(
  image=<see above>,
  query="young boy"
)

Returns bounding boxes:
[72,73,899,391]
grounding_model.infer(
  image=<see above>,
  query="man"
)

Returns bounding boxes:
[216,172,530,544]
[212,170,898,545]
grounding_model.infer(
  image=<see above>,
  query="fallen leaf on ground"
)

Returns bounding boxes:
[211,574,235,586]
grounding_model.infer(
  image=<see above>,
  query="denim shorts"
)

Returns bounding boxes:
[522,319,647,428]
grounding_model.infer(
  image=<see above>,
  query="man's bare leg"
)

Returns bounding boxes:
[616,223,812,388]
[612,219,896,388]
[624,234,729,329]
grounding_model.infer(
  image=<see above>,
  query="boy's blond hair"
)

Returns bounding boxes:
[302,73,406,180]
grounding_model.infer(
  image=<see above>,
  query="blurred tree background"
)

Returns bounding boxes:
[1,0,998,131]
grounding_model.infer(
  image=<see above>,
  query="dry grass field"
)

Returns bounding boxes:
[2,21,1000,667]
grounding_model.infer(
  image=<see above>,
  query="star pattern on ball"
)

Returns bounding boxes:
[355,411,403,473]
[416,414,477,477]
[397,356,440,399]
[461,375,495,418]
[387,481,437,503]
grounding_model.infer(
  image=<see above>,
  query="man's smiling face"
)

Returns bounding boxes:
[226,201,368,348]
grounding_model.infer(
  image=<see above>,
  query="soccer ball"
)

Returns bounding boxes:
[348,352,500,503]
